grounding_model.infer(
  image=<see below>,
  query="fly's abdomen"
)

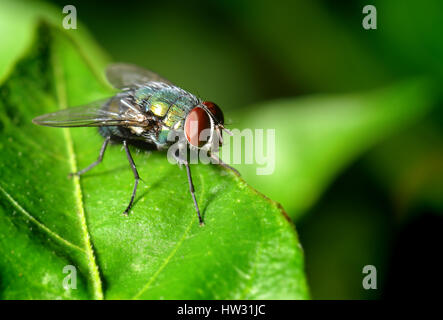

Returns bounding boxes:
[99,125,119,139]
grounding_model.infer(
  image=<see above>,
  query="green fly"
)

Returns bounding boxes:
[32,63,235,225]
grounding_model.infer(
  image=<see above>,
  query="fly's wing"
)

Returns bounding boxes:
[105,63,173,89]
[32,97,149,128]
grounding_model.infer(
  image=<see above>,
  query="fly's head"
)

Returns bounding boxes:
[184,101,226,151]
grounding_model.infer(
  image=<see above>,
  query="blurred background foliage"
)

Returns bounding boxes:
[2,0,442,299]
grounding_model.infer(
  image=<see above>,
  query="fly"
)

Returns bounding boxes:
[32,63,236,226]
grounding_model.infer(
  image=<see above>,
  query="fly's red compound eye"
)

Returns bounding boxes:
[202,101,224,125]
[185,107,212,147]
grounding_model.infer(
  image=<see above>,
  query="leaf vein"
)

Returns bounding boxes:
[51,39,104,300]
[133,215,195,299]
[132,169,205,299]
[0,184,85,253]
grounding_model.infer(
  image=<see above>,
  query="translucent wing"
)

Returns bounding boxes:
[32,96,149,128]
[105,63,173,89]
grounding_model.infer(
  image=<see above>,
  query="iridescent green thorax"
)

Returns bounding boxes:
[133,82,200,148]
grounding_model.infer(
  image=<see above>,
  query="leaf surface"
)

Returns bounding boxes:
[0,24,308,299]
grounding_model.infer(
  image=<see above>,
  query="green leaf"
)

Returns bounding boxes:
[229,80,438,219]
[0,23,308,299]
[0,0,109,84]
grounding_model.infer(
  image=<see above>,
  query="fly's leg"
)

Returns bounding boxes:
[172,149,204,226]
[184,162,204,226]
[123,140,140,215]
[69,136,111,177]
[210,153,240,176]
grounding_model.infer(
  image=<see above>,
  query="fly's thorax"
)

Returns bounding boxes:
[134,82,197,112]
[129,82,199,148]
[128,83,223,151]
[155,107,188,148]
